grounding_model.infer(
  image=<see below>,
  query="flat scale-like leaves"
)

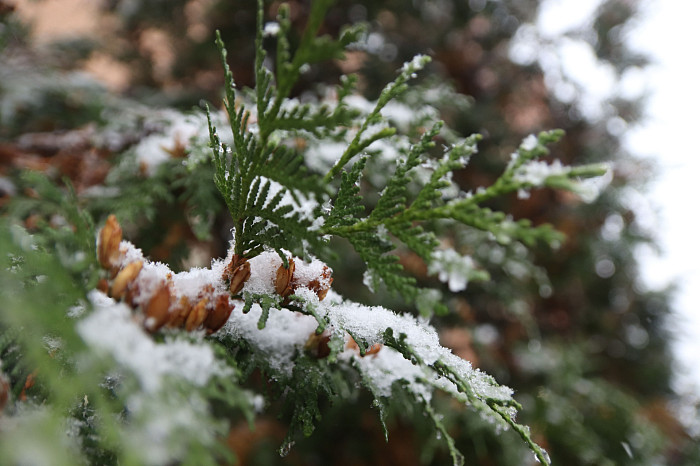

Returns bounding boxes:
[199,0,612,463]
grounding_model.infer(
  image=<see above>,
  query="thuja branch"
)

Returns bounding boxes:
[207,0,362,259]
[466,129,609,205]
[259,0,364,142]
[323,130,609,247]
[383,329,551,466]
[323,55,432,183]
[322,178,550,244]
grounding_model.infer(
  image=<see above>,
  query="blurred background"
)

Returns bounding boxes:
[1,0,699,464]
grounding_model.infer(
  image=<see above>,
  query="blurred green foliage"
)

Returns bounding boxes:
[1,0,698,465]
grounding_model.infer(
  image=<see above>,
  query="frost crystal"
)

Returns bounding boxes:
[513,159,569,185]
[429,248,476,292]
[576,164,613,202]
[521,134,538,151]
[263,22,280,37]
[402,54,430,73]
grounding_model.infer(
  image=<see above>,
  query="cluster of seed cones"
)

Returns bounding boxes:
[222,251,333,303]
[97,215,233,334]
[96,215,334,335]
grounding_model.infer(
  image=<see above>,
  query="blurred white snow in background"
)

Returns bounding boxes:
[624,0,700,395]
[531,0,700,396]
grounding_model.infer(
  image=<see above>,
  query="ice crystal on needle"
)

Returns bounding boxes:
[429,248,478,292]
[513,159,569,185]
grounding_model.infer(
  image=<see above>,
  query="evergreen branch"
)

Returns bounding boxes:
[326,156,368,228]
[350,231,418,299]
[371,121,443,221]
[382,329,551,466]
[287,298,328,335]
[321,129,604,295]
[275,4,292,83]
[206,105,234,215]
[422,399,465,466]
[255,0,271,132]
[274,101,359,137]
[323,55,432,183]
[211,5,357,258]
[487,402,552,466]
[458,130,576,207]
[0,221,128,462]
[387,223,438,262]
[369,398,390,442]
[345,329,370,356]
[279,358,342,455]
[324,130,598,250]
[214,30,249,171]
[408,134,481,214]
[323,134,480,237]
[239,177,320,255]
[277,0,334,100]
[338,74,359,101]
[262,0,365,141]
[0,0,623,463]
[172,161,221,241]
[7,172,100,283]
[241,293,282,330]
[253,144,324,197]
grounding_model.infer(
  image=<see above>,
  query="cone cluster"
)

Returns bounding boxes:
[96,216,335,336]
[97,215,234,334]
[221,250,333,303]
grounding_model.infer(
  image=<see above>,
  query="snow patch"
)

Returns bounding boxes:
[429,248,476,292]
[78,290,225,392]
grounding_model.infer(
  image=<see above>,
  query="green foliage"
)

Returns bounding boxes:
[515,341,669,465]
[0,220,112,464]
[321,128,605,303]
[6,171,98,284]
[0,211,258,465]
[0,1,648,466]
[207,0,606,307]
[206,0,364,260]
[321,54,431,182]
[383,328,550,465]
[278,357,350,455]
[0,66,107,138]
[206,56,321,258]
[198,2,618,460]
[200,3,605,461]
[242,292,283,329]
